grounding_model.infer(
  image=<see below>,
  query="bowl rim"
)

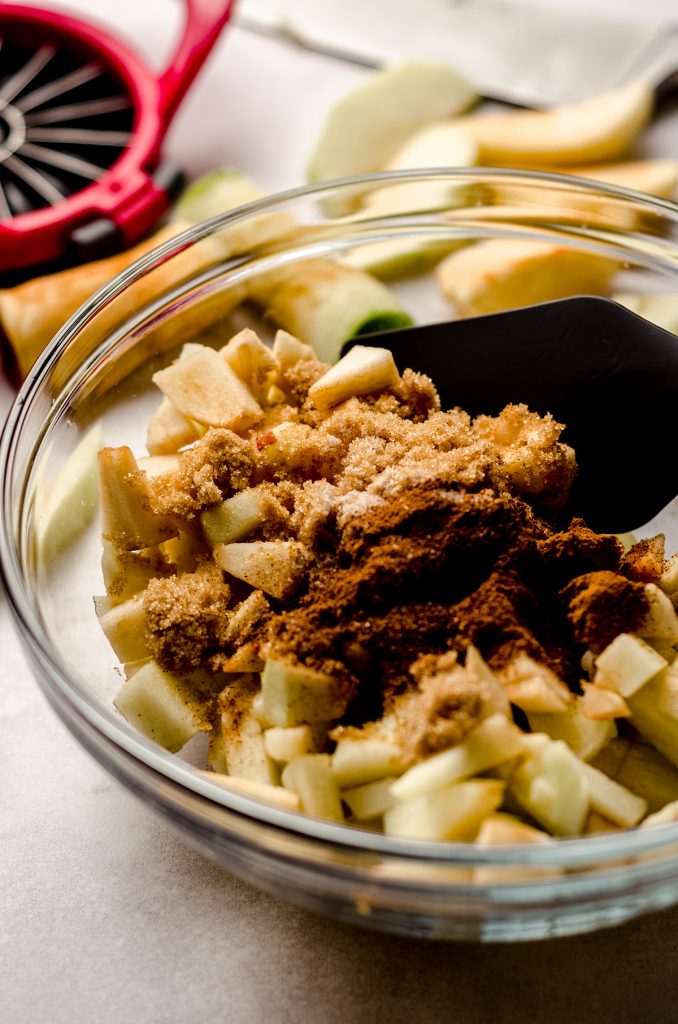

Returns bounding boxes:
[4,166,678,870]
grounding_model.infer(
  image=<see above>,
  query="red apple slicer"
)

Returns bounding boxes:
[0,0,234,275]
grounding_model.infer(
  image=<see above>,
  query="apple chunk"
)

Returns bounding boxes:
[146,397,200,455]
[114,660,205,752]
[261,658,351,727]
[98,446,176,550]
[437,239,618,317]
[390,714,525,801]
[308,345,399,410]
[214,540,308,599]
[281,754,344,822]
[152,347,262,432]
[97,594,149,662]
[201,489,266,547]
[384,778,504,840]
[594,633,667,697]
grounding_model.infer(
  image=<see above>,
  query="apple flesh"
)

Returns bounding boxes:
[114,660,205,752]
[281,754,344,823]
[261,658,351,727]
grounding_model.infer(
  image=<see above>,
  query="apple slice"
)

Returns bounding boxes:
[101,541,169,605]
[363,122,477,217]
[35,422,103,565]
[473,814,558,883]
[171,168,264,224]
[638,584,678,640]
[456,79,652,166]
[593,737,678,813]
[281,754,344,823]
[261,658,351,727]
[562,159,678,199]
[308,62,477,188]
[384,778,504,840]
[249,259,413,364]
[579,682,630,722]
[214,540,308,599]
[437,239,618,317]
[308,344,399,410]
[114,660,205,752]
[152,347,263,433]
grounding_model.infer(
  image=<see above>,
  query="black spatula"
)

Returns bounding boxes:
[349,296,678,534]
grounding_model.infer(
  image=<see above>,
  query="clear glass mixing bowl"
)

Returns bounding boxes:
[4,169,678,942]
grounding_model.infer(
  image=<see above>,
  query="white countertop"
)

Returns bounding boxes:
[3,3,678,1022]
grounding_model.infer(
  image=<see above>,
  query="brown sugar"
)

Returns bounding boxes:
[144,562,231,672]
[151,428,254,519]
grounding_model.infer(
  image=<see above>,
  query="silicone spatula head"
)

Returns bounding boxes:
[350,296,678,533]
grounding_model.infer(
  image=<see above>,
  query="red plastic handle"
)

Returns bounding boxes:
[157,0,235,126]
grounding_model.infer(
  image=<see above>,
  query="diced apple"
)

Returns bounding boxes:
[594,633,667,697]
[384,778,504,841]
[101,541,170,606]
[437,239,618,317]
[214,540,308,599]
[591,736,678,814]
[580,761,647,828]
[202,771,299,811]
[152,347,262,432]
[114,660,205,752]
[123,657,151,679]
[35,422,103,565]
[308,345,400,410]
[220,327,277,401]
[263,724,323,763]
[137,454,181,479]
[528,696,617,761]
[641,800,678,828]
[579,682,630,722]
[281,754,344,823]
[504,677,570,714]
[456,78,652,166]
[308,62,477,192]
[628,666,678,767]
[332,737,406,788]
[272,329,316,367]
[509,739,589,836]
[390,714,525,801]
[222,590,271,647]
[201,489,266,547]
[146,397,200,455]
[98,446,176,550]
[638,584,678,640]
[248,259,413,364]
[261,658,351,727]
[218,644,264,674]
[473,814,558,883]
[97,594,149,662]
[342,777,399,821]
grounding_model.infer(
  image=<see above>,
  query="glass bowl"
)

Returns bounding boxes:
[4,169,678,943]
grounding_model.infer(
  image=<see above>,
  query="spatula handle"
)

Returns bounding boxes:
[157,0,235,126]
